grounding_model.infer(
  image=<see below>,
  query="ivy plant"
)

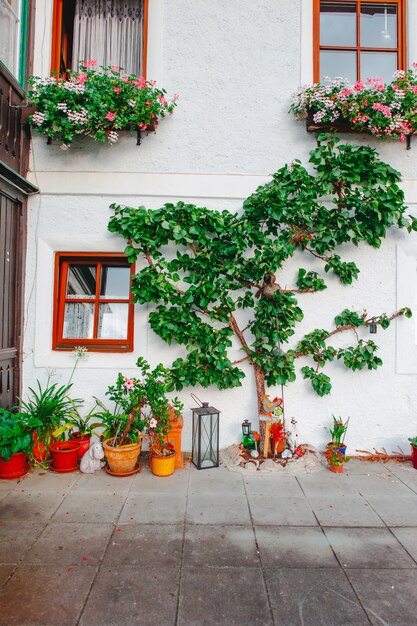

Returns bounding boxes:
[108,135,416,410]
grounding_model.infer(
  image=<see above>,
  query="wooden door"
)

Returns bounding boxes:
[0,191,24,409]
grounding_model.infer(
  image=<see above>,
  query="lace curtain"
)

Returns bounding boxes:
[72,0,144,75]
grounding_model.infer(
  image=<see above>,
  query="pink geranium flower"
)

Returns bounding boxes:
[149,418,158,429]
[124,378,134,390]
[105,111,116,121]
[114,86,121,94]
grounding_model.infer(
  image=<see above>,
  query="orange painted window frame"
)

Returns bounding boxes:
[313,0,407,82]
[51,0,149,76]
[53,252,135,352]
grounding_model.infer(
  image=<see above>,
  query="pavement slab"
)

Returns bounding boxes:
[186,493,251,525]
[324,527,417,569]
[248,495,318,526]
[103,524,183,567]
[0,521,44,564]
[255,526,339,568]
[52,492,126,523]
[183,524,259,567]
[343,473,413,497]
[264,567,370,626]
[343,460,393,475]
[79,565,179,626]
[19,469,79,492]
[70,471,134,495]
[364,495,417,526]
[0,490,65,521]
[119,492,187,524]
[297,473,359,497]
[390,527,417,562]
[178,566,273,626]
[23,522,114,565]
[0,564,97,626]
[346,568,417,626]
[243,475,304,497]
[130,467,190,494]
[0,565,13,588]
[188,467,245,495]
[307,495,385,527]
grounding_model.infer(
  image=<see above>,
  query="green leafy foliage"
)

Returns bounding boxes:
[108,136,415,403]
[0,408,42,462]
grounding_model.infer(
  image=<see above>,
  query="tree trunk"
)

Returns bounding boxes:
[254,365,266,414]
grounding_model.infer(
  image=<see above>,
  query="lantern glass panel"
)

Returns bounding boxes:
[191,405,220,470]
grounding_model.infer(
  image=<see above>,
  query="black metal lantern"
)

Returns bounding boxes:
[191,402,220,470]
[242,419,251,436]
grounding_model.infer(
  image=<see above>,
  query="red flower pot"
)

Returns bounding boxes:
[70,433,91,460]
[329,464,343,474]
[0,452,29,479]
[50,441,80,472]
[411,444,417,470]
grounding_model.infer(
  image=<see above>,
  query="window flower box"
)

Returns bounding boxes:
[290,67,417,145]
[27,61,178,149]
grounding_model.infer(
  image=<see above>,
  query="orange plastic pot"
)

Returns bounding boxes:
[151,452,175,477]
[329,463,343,474]
[0,452,28,479]
[50,441,80,471]
[103,437,143,474]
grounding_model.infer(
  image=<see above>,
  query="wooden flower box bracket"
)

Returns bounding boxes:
[305,110,414,150]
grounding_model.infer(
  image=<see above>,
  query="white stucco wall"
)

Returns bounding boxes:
[24,0,417,453]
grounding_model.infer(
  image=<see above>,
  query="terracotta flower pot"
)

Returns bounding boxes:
[50,441,80,472]
[70,433,91,460]
[0,452,29,479]
[411,444,417,470]
[103,437,143,474]
[151,451,175,477]
[329,463,343,474]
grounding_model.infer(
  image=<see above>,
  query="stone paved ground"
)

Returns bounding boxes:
[1,458,417,626]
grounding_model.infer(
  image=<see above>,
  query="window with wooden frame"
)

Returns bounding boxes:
[51,0,148,76]
[314,0,406,83]
[53,253,135,352]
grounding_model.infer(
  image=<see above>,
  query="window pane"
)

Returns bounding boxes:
[100,266,130,298]
[361,4,397,49]
[361,51,397,82]
[320,50,357,82]
[0,0,22,78]
[320,2,357,47]
[63,303,94,338]
[67,265,96,298]
[98,303,128,339]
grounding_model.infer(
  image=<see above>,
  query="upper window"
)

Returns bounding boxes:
[51,0,148,76]
[0,0,29,85]
[314,0,406,83]
[53,253,135,352]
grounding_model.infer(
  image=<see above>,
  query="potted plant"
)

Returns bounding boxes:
[408,437,417,469]
[27,61,178,148]
[49,440,81,473]
[100,357,182,476]
[324,446,350,474]
[0,408,41,479]
[52,399,102,460]
[326,415,349,456]
[19,380,82,466]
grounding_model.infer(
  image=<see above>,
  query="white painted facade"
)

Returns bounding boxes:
[25,0,417,452]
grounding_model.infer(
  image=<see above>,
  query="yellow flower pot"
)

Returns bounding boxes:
[151,452,175,477]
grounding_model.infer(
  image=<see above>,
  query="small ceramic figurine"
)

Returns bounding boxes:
[286,417,299,453]
[80,440,105,474]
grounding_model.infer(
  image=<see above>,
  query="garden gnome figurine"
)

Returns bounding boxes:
[80,440,105,474]
[286,417,299,453]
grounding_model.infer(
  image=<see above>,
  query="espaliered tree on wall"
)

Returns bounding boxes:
[108,136,417,411]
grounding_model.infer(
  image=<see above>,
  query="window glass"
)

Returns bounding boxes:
[0,0,22,78]
[63,303,95,338]
[361,51,397,82]
[98,303,129,339]
[320,2,357,47]
[67,265,96,298]
[360,3,397,48]
[100,266,130,298]
[320,50,357,82]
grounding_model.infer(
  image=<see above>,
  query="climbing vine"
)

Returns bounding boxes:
[108,135,416,411]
